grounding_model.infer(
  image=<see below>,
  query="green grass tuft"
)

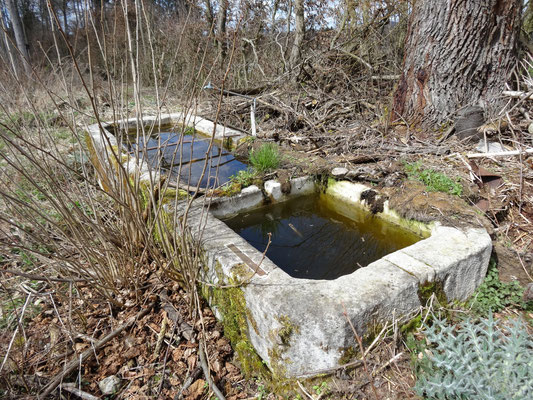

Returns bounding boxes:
[249,143,280,172]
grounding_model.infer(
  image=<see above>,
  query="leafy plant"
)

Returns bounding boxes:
[313,382,329,395]
[219,169,258,196]
[414,313,532,400]
[249,143,280,172]
[469,261,530,314]
[404,161,463,196]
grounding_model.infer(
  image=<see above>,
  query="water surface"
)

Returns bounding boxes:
[129,130,247,189]
[224,194,421,280]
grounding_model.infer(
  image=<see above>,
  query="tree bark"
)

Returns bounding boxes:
[392,0,521,128]
[5,0,31,76]
[289,0,305,70]
[216,0,228,62]
[204,0,214,31]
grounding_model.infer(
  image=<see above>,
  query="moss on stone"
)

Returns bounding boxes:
[400,314,423,334]
[338,346,356,365]
[276,315,300,346]
[418,280,447,306]
[205,264,270,381]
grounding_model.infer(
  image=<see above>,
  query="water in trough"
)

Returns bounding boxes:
[224,194,421,280]
[129,129,247,189]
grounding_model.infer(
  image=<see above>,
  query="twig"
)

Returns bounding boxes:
[174,367,202,400]
[297,380,318,400]
[40,302,155,398]
[157,321,178,397]
[516,252,533,282]
[1,269,91,283]
[199,341,226,400]
[341,303,380,400]
[502,90,533,99]
[372,352,404,377]
[60,383,100,400]
[0,292,32,373]
[153,315,169,359]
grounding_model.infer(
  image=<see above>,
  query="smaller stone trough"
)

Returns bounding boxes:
[85,112,247,192]
[85,114,492,379]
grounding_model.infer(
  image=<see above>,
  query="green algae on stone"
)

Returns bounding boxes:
[417,280,447,306]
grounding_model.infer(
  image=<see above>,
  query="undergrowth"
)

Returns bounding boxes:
[414,313,532,400]
[469,261,531,314]
[218,169,259,196]
[404,161,463,196]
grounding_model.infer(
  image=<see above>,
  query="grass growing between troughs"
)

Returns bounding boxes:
[249,143,281,172]
[404,161,463,196]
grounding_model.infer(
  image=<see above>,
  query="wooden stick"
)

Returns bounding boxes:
[466,148,533,159]
[199,341,226,400]
[60,383,100,400]
[40,302,155,398]
[503,90,533,99]
[1,269,91,283]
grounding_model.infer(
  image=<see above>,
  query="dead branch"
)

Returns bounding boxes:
[199,341,226,400]
[466,148,533,158]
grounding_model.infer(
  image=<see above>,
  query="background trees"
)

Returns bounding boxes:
[0,0,529,131]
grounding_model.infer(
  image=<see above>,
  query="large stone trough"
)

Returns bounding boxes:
[85,114,492,378]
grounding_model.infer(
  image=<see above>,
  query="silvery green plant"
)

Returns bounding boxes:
[415,313,532,399]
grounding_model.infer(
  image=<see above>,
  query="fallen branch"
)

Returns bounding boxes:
[60,383,100,400]
[40,302,155,398]
[199,341,226,400]
[466,148,533,159]
[0,293,32,373]
[502,90,533,99]
[1,269,91,283]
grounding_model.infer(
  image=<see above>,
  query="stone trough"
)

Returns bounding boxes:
[85,114,492,379]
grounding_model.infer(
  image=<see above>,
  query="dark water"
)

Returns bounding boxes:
[223,194,421,280]
[129,131,247,189]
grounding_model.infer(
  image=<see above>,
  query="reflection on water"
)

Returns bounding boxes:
[129,130,247,188]
[224,194,421,280]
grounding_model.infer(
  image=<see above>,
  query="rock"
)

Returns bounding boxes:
[331,167,348,178]
[98,375,122,395]
[528,122,533,135]
[475,140,506,153]
[455,106,484,142]
[264,180,283,200]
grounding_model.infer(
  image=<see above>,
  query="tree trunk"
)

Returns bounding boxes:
[216,0,228,62]
[5,0,31,76]
[392,0,521,128]
[289,0,305,70]
[204,0,214,31]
